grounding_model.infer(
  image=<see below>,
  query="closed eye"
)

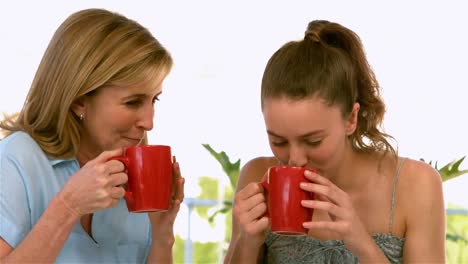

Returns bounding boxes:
[271,141,288,147]
[305,140,322,147]
[125,99,143,107]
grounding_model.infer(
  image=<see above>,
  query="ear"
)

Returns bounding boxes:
[70,97,86,119]
[345,102,360,135]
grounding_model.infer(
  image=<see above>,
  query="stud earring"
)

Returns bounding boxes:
[79,114,84,121]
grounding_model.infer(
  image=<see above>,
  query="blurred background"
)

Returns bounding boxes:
[1,1,467,263]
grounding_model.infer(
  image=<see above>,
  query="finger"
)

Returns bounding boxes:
[109,186,126,199]
[171,161,182,193]
[108,172,128,186]
[238,192,266,212]
[301,199,346,219]
[243,216,269,236]
[173,161,182,180]
[315,194,331,202]
[303,171,349,202]
[304,170,334,185]
[106,159,126,174]
[169,199,182,216]
[247,201,267,220]
[92,148,124,164]
[105,198,120,209]
[170,160,184,199]
[257,216,269,230]
[313,194,338,221]
[300,181,346,206]
[238,201,267,227]
[236,182,263,201]
[174,177,185,201]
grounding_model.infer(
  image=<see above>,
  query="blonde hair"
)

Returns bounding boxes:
[0,9,173,158]
[261,20,396,157]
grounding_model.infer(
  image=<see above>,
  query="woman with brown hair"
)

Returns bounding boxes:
[225,20,445,263]
[0,8,184,263]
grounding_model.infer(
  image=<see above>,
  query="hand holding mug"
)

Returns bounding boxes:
[233,182,269,246]
[299,170,370,251]
[148,156,185,246]
[58,148,128,216]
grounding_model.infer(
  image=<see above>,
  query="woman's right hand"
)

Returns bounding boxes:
[232,182,269,247]
[57,148,128,217]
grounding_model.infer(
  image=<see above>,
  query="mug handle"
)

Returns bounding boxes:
[260,168,270,218]
[109,156,133,204]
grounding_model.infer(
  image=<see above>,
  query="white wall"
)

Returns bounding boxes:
[1,0,467,241]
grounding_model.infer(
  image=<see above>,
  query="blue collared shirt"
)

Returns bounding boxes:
[0,131,151,263]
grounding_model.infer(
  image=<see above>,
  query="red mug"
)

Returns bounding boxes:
[261,166,315,235]
[111,145,172,212]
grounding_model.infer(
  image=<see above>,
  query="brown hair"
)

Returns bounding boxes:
[0,8,173,158]
[261,20,396,156]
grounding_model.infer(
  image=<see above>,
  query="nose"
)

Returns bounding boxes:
[136,103,154,131]
[288,144,308,167]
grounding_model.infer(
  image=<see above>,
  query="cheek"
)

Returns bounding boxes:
[309,136,345,165]
[270,144,287,163]
[111,114,135,131]
[102,107,134,126]
[309,145,335,165]
[88,109,133,136]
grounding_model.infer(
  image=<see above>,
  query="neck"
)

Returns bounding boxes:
[325,144,369,192]
[76,151,92,167]
[76,140,100,167]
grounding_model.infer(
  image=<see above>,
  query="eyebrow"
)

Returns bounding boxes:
[267,130,325,138]
[123,91,162,99]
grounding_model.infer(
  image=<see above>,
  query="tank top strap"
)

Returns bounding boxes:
[389,157,406,235]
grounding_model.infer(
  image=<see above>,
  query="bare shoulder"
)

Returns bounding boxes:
[399,158,442,189]
[397,158,445,261]
[236,156,278,192]
[398,158,444,214]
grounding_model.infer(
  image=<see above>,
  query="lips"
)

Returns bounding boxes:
[124,137,143,145]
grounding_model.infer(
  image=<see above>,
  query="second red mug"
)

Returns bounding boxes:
[112,145,172,213]
[261,166,315,235]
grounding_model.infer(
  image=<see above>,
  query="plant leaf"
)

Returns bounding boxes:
[446,233,468,243]
[202,144,240,189]
[437,156,468,182]
[208,206,232,223]
[195,177,219,219]
[421,156,468,182]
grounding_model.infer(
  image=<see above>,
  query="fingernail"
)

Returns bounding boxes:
[300,182,307,188]
[304,170,312,176]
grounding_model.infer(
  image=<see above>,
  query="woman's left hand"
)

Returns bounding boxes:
[299,170,370,253]
[148,156,185,246]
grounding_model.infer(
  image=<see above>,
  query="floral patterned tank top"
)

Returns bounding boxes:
[264,159,407,264]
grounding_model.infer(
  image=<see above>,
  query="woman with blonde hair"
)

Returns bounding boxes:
[225,20,445,263]
[0,8,184,263]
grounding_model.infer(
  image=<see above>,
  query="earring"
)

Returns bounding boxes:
[79,114,84,121]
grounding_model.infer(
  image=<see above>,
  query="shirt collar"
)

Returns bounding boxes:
[48,156,78,167]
